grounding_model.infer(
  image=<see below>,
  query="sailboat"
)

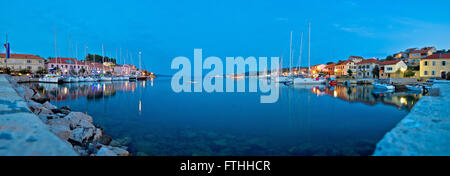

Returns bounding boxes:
[294,22,325,85]
[136,51,147,80]
[40,27,65,83]
[276,31,294,83]
[99,44,112,81]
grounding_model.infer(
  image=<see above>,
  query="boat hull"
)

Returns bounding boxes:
[293,78,325,85]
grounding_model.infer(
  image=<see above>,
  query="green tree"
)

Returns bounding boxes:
[79,68,86,75]
[385,56,395,61]
[347,69,353,76]
[372,66,380,78]
[447,72,450,80]
[403,70,415,77]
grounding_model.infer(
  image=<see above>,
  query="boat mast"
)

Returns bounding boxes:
[54,27,58,75]
[102,44,105,74]
[139,51,142,75]
[298,32,303,74]
[308,22,311,74]
[289,31,293,75]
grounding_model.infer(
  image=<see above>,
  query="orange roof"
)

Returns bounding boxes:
[423,54,450,60]
[379,60,401,65]
[357,59,379,64]
[0,53,44,60]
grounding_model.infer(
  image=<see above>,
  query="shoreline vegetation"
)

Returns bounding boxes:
[7,75,130,156]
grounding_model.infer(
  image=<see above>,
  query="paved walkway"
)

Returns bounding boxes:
[0,75,77,156]
[374,82,450,156]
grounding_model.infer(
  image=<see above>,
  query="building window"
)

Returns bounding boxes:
[432,71,435,76]
[26,60,31,63]
[424,71,428,75]
[424,61,428,66]
[387,67,393,71]
[39,60,42,63]
[432,61,436,66]
[51,64,54,68]
[27,66,32,70]
[443,61,447,66]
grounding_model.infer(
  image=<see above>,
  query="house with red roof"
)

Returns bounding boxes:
[46,57,90,75]
[420,53,450,79]
[323,63,335,76]
[355,59,380,79]
[0,53,45,73]
[408,47,436,65]
[379,60,408,78]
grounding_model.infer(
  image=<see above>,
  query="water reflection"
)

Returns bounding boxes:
[290,84,422,111]
[22,80,425,156]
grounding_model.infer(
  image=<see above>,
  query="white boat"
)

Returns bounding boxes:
[406,85,423,92]
[99,76,112,81]
[121,76,129,80]
[112,77,121,81]
[64,76,80,83]
[274,76,291,83]
[293,76,326,84]
[84,77,98,82]
[39,74,64,83]
[373,82,395,90]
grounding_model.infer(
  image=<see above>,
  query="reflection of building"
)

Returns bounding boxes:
[356,59,379,79]
[0,53,45,73]
[420,53,450,79]
[320,85,420,110]
[379,60,407,78]
[28,82,139,101]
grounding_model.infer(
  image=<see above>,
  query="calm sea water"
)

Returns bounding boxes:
[25,78,423,156]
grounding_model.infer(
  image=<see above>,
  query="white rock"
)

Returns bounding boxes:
[96,147,116,156]
[43,101,57,110]
[69,127,95,144]
[65,112,94,128]
[47,118,72,141]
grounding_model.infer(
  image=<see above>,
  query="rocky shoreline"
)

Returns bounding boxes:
[8,76,130,156]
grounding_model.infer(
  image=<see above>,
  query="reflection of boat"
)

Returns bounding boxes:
[373,82,395,90]
[372,89,395,95]
[39,74,65,83]
[293,76,326,84]
[406,85,423,92]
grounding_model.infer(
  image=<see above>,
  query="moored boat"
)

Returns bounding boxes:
[405,85,423,92]
[39,74,65,83]
[372,82,395,90]
[99,76,112,81]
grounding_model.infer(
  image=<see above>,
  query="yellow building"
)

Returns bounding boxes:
[408,47,436,65]
[0,53,45,73]
[420,54,450,79]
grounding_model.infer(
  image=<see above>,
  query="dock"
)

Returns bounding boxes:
[373,82,450,156]
[0,74,77,156]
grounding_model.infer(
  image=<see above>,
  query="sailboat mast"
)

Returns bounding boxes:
[102,44,105,74]
[298,32,303,74]
[139,51,142,74]
[289,31,293,75]
[308,22,311,73]
[54,27,58,74]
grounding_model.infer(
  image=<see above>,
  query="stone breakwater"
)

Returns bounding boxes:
[373,83,450,156]
[6,75,130,156]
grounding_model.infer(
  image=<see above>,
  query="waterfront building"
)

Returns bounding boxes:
[379,60,408,78]
[420,53,450,79]
[323,63,335,76]
[334,60,358,77]
[113,64,134,75]
[408,47,436,65]
[46,57,88,75]
[0,53,45,73]
[356,59,379,79]
[310,64,326,74]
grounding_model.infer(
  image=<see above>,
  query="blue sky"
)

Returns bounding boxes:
[1,0,450,74]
